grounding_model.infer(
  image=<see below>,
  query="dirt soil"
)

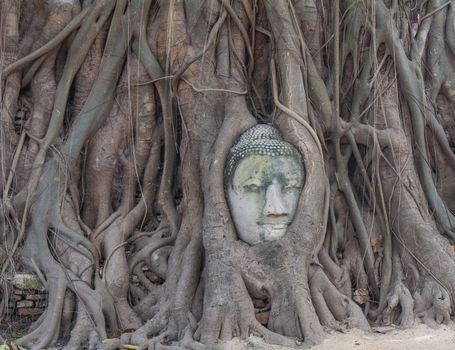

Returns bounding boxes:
[220,323,455,350]
[2,321,455,349]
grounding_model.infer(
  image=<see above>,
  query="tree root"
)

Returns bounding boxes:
[131,303,171,345]
[4,1,455,350]
[415,282,452,328]
[198,249,312,348]
[102,325,207,350]
[310,267,370,331]
[102,302,171,350]
[378,282,414,328]
[197,269,299,348]
[15,276,66,350]
[63,308,100,350]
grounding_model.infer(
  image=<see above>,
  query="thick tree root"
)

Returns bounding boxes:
[3,1,455,350]
[15,276,66,350]
[379,282,414,328]
[310,267,370,332]
[63,308,100,350]
[415,281,452,328]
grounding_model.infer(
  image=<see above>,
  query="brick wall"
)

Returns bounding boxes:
[8,274,47,319]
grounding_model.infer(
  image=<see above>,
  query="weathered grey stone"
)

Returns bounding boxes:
[13,289,30,295]
[12,273,45,292]
[16,300,34,308]
[34,299,48,308]
[11,294,23,301]
[25,293,47,300]
[225,125,304,245]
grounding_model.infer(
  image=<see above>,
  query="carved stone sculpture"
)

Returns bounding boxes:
[225,124,304,245]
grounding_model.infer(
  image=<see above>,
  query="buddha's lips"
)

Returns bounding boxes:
[258,223,289,230]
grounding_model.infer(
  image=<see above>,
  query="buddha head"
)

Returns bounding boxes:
[225,125,304,245]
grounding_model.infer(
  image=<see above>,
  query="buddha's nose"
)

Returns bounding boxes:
[263,179,288,217]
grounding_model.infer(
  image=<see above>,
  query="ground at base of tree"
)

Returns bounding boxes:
[2,322,455,349]
[219,323,455,350]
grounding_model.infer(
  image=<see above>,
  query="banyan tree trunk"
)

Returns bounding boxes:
[1,0,455,349]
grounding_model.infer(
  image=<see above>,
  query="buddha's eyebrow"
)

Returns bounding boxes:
[284,179,302,188]
[283,173,303,185]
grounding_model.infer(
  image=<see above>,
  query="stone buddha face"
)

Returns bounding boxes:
[225,125,304,245]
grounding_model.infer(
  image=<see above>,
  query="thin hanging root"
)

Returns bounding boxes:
[171,10,227,91]
[91,212,122,240]
[99,100,158,329]
[2,131,25,199]
[270,58,324,158]
[376,1,455,240]
[132,6,180,234]
[445,3,455,56]
[218,0,253,67]
[1,6,91,78]
[6,0,120,280]
[20,53,47,87]
[53,220,99,264]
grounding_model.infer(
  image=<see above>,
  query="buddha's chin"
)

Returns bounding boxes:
[261,225,288,241]
[236,225,288,245]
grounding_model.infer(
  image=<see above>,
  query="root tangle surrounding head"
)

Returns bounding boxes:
[2,0,455,349]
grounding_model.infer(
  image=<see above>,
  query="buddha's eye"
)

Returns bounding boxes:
[244,184,261,192]
[284,183,300,191]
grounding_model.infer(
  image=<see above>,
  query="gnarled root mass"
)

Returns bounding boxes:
[1,0,455,349]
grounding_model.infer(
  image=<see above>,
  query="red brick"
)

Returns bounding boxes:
[255,311,270,325]
[17,308,44,316]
